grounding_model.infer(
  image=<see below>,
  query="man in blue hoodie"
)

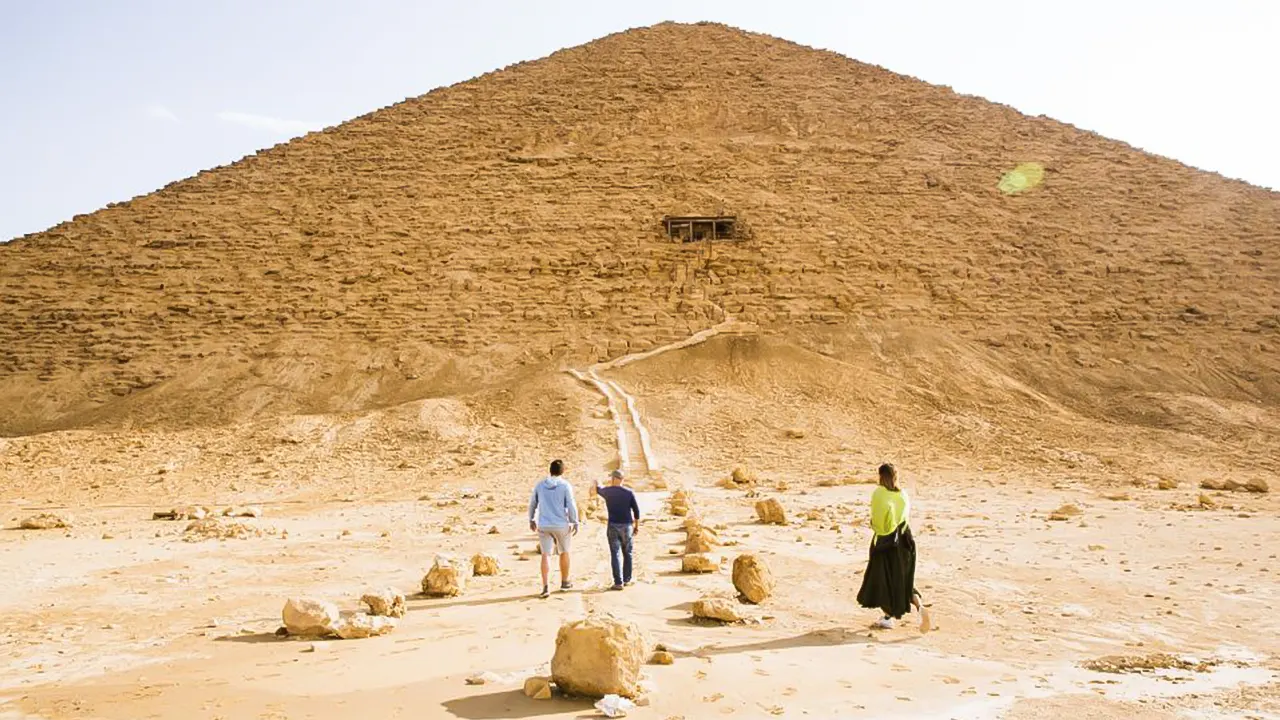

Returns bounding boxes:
[528,459,580,598]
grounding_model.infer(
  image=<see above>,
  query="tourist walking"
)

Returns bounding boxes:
[595,469,641,590]
[528,459,579,598]
[856,463,930,631]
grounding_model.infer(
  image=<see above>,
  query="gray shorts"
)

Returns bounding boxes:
[538,527,573,556]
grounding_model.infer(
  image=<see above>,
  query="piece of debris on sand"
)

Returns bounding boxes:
[222,505,263,518]
[332,613,397,639]
[551,615,647,698]
[1081,653,1219,674]
[19,513,70,530]
[361,589,407,618]
[1047,504,1083,521]
[719,466,758,489]
[182,518,266,542]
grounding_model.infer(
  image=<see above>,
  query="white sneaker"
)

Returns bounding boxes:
[873,616,895,630]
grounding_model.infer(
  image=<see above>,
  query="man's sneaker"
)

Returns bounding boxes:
[623,580,635,587]
[560,581,573,591]
[873,616,895,630]
[610,584,624,591]
[538,586,550,599]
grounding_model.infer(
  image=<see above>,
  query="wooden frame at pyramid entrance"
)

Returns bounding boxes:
[662,215,737,243]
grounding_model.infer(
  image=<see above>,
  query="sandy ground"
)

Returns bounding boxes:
[2,468,1276,719]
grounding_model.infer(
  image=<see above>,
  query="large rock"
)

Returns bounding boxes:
[681,554,719,573]
[550,615,647,698]
[691,596,744,623]
[361,588,406,618]
[19,513,69,530]
[732,554,775,604]
[422,554,467,597]
[754,498,787,525]
[282,597,340,636]
[333,613,398,639]
[472,552,501,576]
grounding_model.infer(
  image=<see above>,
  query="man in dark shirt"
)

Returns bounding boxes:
[595,469,640,590]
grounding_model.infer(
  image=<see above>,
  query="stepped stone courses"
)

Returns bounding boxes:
[0,22,1275,436]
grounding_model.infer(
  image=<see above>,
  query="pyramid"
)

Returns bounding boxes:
[1,22,1277,436]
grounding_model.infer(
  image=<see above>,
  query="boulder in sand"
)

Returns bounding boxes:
[1048,504,1082,521]
[523,676,553,700]
[361,588,406,618]
[333,613,397,639]
[651,650,675,665]
[222,505,263,518]
[472,552,501,576]
[282,597,340,636]
[19,513,69,530]
[551,615,647,698]
[732,553,775,604]
[422,554,468,597]
[682,553,720,574]
[691,596,744,623]
[754,498,787,525]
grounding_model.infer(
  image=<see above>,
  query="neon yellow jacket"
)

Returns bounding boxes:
[870,486,909,537]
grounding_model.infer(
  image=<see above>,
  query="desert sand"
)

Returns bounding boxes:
[2,21,1278,720]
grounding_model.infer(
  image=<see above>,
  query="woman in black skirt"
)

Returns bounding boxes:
[857,463,930,631]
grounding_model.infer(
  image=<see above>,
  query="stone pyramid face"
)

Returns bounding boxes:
[1,22,1276,435]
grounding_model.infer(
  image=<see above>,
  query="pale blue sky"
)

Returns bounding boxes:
[1,0,1276,241]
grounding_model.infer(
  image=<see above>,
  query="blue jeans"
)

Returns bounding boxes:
[606,523,634,586]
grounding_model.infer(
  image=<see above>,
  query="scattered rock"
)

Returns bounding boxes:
[1082,653,1218,674]
[466,671,501,685]
[523,676,553,700]
[152,505,212,521]
[487,525,500,534]
[691,596,744,623]
[1048,504,1082,522]
[282,597,340,636]
[472,552,501,576]
[681,554,719,574]
[222,506,263,518]
[1156,478,1179,490]
[1101,492,1131,501]
[732,554,775,604]
[551,615,647,698]
[422,554,468,597]
[730,466,757,485]
[754,498,787,525]
[182,518,264,542]
[651,650,675,665]
[1198,493,1216,509]
[1246,478,1270,493]
[361,589,406,618]
[784,428,806,439]
[333,613,398,639]
[19,513,69,530]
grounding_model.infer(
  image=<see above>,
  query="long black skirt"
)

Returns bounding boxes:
[856,524,917,619]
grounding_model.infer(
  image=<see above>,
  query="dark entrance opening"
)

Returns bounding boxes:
[662,215,737,243]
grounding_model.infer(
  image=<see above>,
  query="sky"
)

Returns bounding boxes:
[1,0,1276,241]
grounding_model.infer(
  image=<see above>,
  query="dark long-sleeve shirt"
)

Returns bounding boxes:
[595,485,640,525]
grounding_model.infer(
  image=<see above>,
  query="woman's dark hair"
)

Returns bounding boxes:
[878,463,898,490]
[550,459,564,476]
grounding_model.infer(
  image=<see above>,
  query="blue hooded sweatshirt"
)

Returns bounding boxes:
[528,476,579,529]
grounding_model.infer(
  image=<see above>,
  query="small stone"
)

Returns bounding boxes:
[422,554,467,597]
[361,589,406,618]
[1156,478,1179,490]
[305,641,331,652]
[19,513,69,530]
[466,671,501,685]
[784,428,806,439]
[1245,478,1270,494]
[333,613,397,639]
[651,651,675,665]
[1048,504,1082,521]
[754,498,787,525]
[472,552,501,576]
[524,676,553,700]
[488,525,500,534]
[681,554,719,574]
[732,554,775,604]
[692,596,744,623]
[1198,493,1216,508]
[282,597,340,636]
